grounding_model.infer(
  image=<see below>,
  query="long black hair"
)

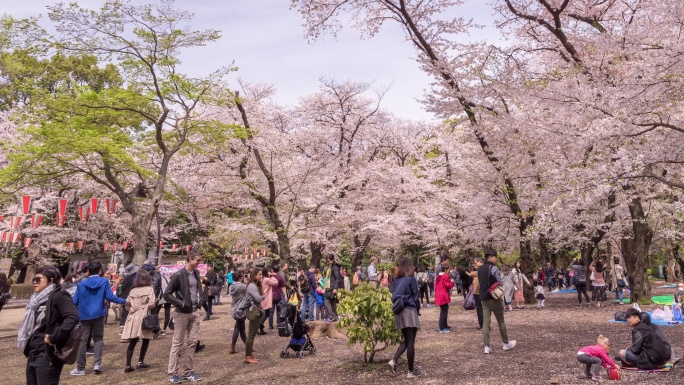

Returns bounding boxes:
[0,272,9,292]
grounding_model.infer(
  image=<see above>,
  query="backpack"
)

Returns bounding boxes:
[232,293,252,321]
[417,272,427,288]
[298,273,311,294]
[614,311,626,321]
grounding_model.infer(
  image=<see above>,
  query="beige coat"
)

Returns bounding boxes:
[122,286,155,340]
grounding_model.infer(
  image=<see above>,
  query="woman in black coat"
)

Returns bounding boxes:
[19,266,79,385]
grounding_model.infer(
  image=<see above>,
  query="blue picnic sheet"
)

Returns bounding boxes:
[610,312,683,326]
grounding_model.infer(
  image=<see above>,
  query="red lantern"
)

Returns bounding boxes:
[21,195,32,215]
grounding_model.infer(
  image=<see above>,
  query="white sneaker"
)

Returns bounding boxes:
[503,340,517,351]
[388,359,396,374]
[70,368,86,376]
[484,346,492,354]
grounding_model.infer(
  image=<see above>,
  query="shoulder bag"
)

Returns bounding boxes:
[488,266,505,300]
[53,325,84,364]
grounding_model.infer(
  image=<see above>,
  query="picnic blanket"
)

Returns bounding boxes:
[610,299,631,304]
[610,311,683,326]
[652,295,675,305]
[621,357,680,372]
[554,289,576,294]
[657,284,678,289]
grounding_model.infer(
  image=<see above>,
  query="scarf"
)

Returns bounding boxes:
[17,283,56,350]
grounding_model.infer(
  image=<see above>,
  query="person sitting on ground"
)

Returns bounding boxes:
[673,282,684,304]
[618,308,671,369]
[577,335,620,382]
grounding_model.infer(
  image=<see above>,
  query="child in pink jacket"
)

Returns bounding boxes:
[577,335,620,381]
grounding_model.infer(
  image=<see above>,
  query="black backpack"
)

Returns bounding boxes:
[298,274,311,294]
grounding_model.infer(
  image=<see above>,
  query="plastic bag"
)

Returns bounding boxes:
[632,302,641,312]
[651,308,664,320]
[663,305,673,322]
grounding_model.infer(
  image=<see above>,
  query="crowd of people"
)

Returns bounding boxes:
[13,247,673,384]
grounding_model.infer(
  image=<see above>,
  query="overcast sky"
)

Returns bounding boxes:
[4,0,500,121]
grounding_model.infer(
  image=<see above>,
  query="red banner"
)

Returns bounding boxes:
[104,243,109,252]
[69,242,74,252]
[113,243,119,251]
[90,198,99,215]
[1,231,7,243]
[262,248,266,255]
[105,198,118,214]
[11,232,20,243]
[21,195,32,215]
[23,238,33,249]
[173,244,178,251]
[58,199,68,218]
[13,216,22,230]
[122,241,129,250]
[79,207,86,222]
[9,216,14,229]
[78,240,85,250]
[245,246,249,253]
[186,245,191,253]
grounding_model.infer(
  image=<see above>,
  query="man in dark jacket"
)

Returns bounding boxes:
[324,254,344,322]
[71,262,126,376]
[202,265,218,321]
[477,250,516,354]
[118,263,139,331]
[300,266,317,321]
[619,308,671,369]
[164,250,204,383]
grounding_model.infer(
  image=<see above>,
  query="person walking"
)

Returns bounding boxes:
[245,268,264,364]
[415,266,430,306]
[300,266,316,321]
[544,262,555,292]
[71,262,126,376]
[434,256,454,333]
[501,267,515,312]
[468,258,484,330]
[590,259,608,307]
[478,250,516,354]
[0,272,12,312]
[164,250,204,383]
[510,261,530,309]
[268,265,287,329]
[229,270,247,354]
[367,257,379,288]
[121,270,156,373]
[19,266,79,385]
[153,268,172,337]
[388,258,422,378]
[202,264,218,321]
[570,259,591,306]
[612,257,627,304]
[324,254,344,322]
[259,267,278,334]
[118,263,139,334]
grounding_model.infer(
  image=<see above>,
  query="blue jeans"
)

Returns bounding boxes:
[301,291,315,321]
[623,350,638,366]
[616,287,624,302]
[547,278,554,291]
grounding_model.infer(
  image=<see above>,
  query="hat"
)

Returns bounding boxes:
[124,263,139,275]
[624,308,641,319]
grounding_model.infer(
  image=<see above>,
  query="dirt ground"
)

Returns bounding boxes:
[0,286,682,385]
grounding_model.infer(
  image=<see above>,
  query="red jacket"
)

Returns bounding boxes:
[434,273,455,306]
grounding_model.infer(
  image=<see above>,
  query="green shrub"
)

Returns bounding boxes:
[337,283,402,363]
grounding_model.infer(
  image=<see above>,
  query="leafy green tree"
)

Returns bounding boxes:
[337,283,402,363]
[0,1,236,265]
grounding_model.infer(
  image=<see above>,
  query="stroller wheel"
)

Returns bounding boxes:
[299,351,305,359]
[280,351,287,358]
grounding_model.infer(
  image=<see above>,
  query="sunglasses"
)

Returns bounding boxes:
[32,276,45,284]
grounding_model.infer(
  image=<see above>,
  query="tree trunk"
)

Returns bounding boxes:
[519,237,535,304]
[539,234,550,264]
[276,230,291,264]
[132,213,152,266]
[672,244,684,280]
[622,198,653,303]
[666,241,677,283]
[309,241,325,268]
[351,234,372,270]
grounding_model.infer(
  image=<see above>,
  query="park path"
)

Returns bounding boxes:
[0,306,24,338]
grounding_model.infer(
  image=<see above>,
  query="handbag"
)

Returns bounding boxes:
[589,271,595,281]
[142,313,160,330]
[53,325,84,364]
[462,288,476,310]
[391,294,405,315]
[208,286,219,297]
[617,278,626,288]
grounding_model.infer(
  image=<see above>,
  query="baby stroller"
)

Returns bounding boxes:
[279,297,316,358]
